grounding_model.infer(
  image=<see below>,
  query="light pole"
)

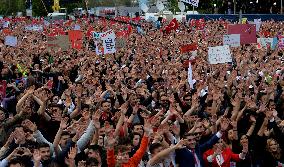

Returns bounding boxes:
[281,0,283,14]
[234,0,236,14]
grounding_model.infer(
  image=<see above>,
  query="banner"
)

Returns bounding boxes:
[25,25,43,31]
[223,34,240,47]
[181,0,199,7]
[228,24,257,44]
[180,43,198,53]
[254,19,261,31]
[208,45,232,64]
[100,30,116,54]
[47,35,70,51]
[68,30,83,49]
[257,37,278,50]
[5,36,17,47]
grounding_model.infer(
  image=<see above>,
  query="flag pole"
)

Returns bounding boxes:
[193,5,195,14]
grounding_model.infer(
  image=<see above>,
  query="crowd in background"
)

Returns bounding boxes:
[0,16,284,167]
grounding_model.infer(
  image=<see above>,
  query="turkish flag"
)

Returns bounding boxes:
[228,24,257,44]
[165,18,179,33]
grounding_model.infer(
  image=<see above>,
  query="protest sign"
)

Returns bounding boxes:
[48,35,70,51]
[100,30,116,54]
[208,45,232,64]
[68,30,83,49]
[5,36,17,47]
[74,24,81,30]
[180,43,198,53]
[223,34,240,47]
[181,0,199,7]
[257,37,278,50]
[228,24,257,44]
[254,19,261,31]
[25,25,43,31]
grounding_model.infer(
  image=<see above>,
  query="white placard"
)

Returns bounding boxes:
[208,45,232,64]
[74,24,81,30]
[5,36,17,47]
[254,19,261,31]
[3,21,9,28]
[223,34,240,47]
[140,3,149,12]
[156,0,165,11]
[178,2,185,12]
[100,30,116,54]
[181,0,199,7]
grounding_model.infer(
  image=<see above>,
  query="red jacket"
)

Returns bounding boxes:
[203,147,241,167]
[107,135,149,167]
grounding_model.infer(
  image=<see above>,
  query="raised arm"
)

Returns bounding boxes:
[148,140,185,166]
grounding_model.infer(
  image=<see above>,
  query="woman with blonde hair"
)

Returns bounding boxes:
[263,138,284,166]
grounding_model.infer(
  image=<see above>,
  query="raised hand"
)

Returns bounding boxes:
[68,145,78,159]
[33,149,41,164]
[220,118,229,132]
[174,139,186,149]
[92,110,101,129]
[144,118,153,136]
[60,117,69,130]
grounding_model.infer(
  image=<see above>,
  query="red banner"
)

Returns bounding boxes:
[165,18,179,33]
[180,43,198,53]
[228,24,257,44]
[68,30,83,49]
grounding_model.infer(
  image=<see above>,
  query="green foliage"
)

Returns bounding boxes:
[0,0,25,16]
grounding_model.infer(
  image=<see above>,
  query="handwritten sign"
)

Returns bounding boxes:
[254,19,261,31]
[100,30,116,54]
[5,36,17,47]
[208,45,232,64]
[223,34,240,47]
[257,37,278,50]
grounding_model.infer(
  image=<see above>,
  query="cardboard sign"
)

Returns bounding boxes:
[223,34,240,47]
[5,36,17,47]
[254,19,261,31]
[48,35,70,51]
[116,38,126,49]
[100,30,116,54]
[181,0,199,7]
[257,37,278,50]
[68,30,83,49]
[180,43,198,53]
[228,24,257,44]
[208,45,232,64]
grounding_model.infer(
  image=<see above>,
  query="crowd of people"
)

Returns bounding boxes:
[0,15,283,167]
